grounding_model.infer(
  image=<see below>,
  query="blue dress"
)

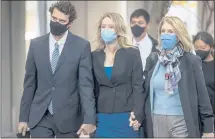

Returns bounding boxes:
[95,67,140,138]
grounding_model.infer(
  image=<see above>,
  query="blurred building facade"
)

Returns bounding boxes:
[0,0,214,137]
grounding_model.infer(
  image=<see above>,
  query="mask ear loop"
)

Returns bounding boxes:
[66,21,71,30]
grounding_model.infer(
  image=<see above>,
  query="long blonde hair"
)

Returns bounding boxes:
[93,12,133,51]
[157,16,194,52]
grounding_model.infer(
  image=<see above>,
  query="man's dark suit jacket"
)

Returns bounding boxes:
[19,31,96,133]
[148,35,158,53]
[92,47,145,123]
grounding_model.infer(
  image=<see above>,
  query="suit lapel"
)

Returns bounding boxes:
[96,48,125,86]
[54,32,74,74]
[42,33,53,80]
[110,48,124,84]
[97,51,113,87]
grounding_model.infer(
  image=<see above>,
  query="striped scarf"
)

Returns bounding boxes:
[157,45,184,94]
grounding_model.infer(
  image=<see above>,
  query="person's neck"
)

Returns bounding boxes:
[53,32,67,41]
[204,54,214,62]
[134,32,147,42]
[105,41,119,54]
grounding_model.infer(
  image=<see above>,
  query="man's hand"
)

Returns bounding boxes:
[77,124,96,136]
[202,133,214,138]
[17,122,28,136]
[129,112,141,131]
[79,132,90,138]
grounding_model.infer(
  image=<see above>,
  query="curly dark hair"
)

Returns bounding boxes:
[49,1,77,23]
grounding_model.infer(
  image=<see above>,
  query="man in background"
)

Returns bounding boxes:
[130,9,157,71]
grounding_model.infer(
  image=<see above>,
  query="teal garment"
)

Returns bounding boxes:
[104,67,112,80]
[95,67,140,137]
[150,62,184,115]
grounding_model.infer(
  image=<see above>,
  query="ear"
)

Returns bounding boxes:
[145,23,150,31]
[147,21,150,26]
[176,35,179,41]
[211,47,215,57]
[211,46,214,52]
[67,22,72,29]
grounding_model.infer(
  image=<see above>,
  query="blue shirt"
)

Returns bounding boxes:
[152,63,184,115]
[104,67,112,80]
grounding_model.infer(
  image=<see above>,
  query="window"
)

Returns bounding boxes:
[25,1,40,56]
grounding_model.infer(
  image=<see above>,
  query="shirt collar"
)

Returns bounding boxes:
[50,30,68,46]
[133,33,149,46]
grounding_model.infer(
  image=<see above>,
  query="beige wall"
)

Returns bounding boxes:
[69,1,214,50]
[198,1,214,38]
[1,1,26,136]
[69,1,160,50]
[0,0,2,136]
[1,1,13,135]
[69,1,87,39]
[127,1,145,23]
[87,1,127,42]
[69,1,130,50]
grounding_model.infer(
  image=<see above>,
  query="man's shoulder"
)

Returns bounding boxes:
[148,35,158,45]
[148,52,158,60]
[28,34,49,50]
[125,47,140,55]
[92,49,103,56]
[68,32,89,45]
[30,33,49,43]
[32,32,89,44]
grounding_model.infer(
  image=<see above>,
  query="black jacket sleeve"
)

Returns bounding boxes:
[193,56,214,133]
[131,48,145,124]
[19,40,37,122]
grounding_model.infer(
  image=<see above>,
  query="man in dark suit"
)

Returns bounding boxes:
[17,1,96,138]
[130,9,158,71]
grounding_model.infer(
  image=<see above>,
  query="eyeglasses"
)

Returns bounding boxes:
[51,16,67,24]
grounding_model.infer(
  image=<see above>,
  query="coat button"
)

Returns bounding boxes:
[52,87,55,91]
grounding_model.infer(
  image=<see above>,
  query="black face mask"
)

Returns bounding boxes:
[50,20,69,36]
[131,25,145,38]
[195,50,210,60]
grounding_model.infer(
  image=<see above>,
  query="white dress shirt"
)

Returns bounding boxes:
[49,30,68,62]
[133,33,153,71]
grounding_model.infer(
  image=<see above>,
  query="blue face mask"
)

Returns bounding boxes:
[101,29,117,44]
[160,34,178,50]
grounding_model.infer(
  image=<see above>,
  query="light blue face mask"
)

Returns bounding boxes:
[101,29,117,44]
[160,34,178,50]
